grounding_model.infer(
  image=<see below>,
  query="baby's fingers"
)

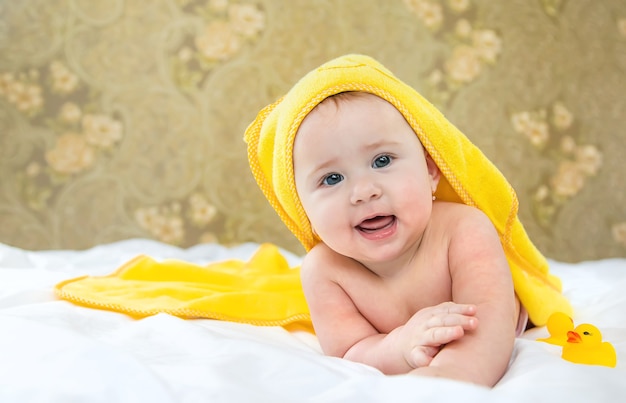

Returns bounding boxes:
[433,301,477,316]
[408,346,439,368]
[428,313,478,331]
[425,325,466,346]
[421,314,479,345]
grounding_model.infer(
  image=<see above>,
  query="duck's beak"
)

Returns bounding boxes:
[567,331,581,343]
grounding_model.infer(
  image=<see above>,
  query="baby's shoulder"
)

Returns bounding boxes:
[431,202,504,266]
[433,200,487,218]
[431,202,496,234]
[300,242,357,279]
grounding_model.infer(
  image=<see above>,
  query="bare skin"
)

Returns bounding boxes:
[294,93,518,386]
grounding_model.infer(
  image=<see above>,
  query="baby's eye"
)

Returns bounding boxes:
[322,173,343,186]
[372,155,391,168]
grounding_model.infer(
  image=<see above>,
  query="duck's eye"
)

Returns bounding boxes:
[583,331,591,336]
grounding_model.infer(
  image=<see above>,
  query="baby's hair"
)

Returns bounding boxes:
[320,91,373,106]
[311,92,382,118]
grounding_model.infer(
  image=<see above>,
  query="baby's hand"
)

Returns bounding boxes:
[401,302,477,368]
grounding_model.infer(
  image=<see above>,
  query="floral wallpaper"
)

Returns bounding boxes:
[1,0,625,262]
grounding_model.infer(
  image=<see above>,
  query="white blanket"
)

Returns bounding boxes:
[1,239,624,402]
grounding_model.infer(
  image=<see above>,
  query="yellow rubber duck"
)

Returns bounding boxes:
[537,312,574,346]
[561,323,617,368]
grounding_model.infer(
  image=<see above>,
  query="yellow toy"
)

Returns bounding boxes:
[562,323,617,368]
[538,312,617,367]
[537,311,574,346]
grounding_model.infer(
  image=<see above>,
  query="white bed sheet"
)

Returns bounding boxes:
[0,239,625,403]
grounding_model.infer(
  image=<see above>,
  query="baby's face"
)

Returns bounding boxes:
[293,93,440,263]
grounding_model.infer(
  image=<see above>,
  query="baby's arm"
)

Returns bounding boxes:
[410,208,517,386]
[300,244,477,375]
[345,301,478,371]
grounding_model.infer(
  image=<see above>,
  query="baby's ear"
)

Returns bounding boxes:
[425,153,441,192]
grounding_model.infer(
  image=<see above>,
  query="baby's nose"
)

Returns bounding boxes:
[350,179,381,204]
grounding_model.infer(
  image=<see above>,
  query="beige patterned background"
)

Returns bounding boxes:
[1,0,625,262]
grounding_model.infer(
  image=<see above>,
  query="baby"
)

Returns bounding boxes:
[293,91,516,385]
[245,55,571,387]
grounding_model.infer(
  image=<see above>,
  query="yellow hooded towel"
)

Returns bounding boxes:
[244,54,572,326]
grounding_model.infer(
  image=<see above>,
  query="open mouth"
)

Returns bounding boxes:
[356,215,396,233]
